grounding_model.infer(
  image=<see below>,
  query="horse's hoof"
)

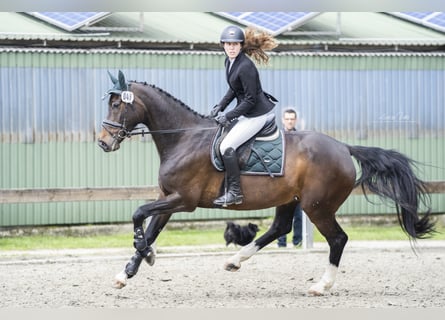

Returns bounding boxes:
[113,279,126,289]
[224,262,240,272]
[308,289,323,296]
[145,252,155,266]
[113,270,128,289]
[308,284,325,296]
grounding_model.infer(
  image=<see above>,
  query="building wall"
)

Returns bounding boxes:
[1,49,444,226]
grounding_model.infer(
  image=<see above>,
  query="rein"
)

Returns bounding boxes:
[102,85,215,142]
[130,126,217,136]
[102,119,216,139]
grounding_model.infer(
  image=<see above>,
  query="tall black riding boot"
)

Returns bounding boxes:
[213,147,244,207]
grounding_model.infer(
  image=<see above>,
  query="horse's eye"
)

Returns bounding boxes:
[112,101,121,108]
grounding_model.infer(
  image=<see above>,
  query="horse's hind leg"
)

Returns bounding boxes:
[308,217,348,296]
[224,202,295,271]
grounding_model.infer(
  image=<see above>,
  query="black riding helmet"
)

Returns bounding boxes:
[220,25,245,43]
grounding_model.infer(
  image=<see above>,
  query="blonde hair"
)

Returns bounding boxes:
[242,27,278,65]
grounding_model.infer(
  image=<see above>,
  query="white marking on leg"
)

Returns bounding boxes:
[224,241,259,272]
[308,264,338,296]
[113,269,128,289]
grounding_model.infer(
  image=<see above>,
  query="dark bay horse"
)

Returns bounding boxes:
[98,71,435,295]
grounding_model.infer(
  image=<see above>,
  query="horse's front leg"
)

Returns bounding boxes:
[224,202,295,271]
[133,213,173,262]
[114,193,186,289]
[115,214,172,288]
[132,192,187,249]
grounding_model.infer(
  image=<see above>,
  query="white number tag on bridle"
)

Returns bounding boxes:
[121,91,134,104]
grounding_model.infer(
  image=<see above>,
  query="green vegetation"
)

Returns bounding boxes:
[0,225,443,251]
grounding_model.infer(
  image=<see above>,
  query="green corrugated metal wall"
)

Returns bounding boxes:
[3,50,445,70]
[1,49,444,226]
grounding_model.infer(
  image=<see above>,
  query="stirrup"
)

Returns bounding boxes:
[213,192,244,207]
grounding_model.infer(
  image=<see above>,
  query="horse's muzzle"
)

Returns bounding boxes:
[98,139,120,152]
[98,139,111,152]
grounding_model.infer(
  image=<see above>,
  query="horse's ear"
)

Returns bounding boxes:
[107,70,118,84]
[118,70,128,91]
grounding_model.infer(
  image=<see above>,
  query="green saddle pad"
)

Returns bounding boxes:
[212,130,285,177]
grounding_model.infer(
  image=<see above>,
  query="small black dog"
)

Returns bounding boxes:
[224,221,259,246]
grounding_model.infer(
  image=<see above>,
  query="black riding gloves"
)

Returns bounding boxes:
[210,104,223,118]
[215,114,230,127]
[211,104,230,127]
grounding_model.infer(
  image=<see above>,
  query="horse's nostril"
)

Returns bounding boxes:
[98,140,110,152]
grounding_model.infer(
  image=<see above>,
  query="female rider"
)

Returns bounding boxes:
[210,25,278,207]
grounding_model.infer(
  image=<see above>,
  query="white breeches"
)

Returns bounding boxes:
[219,113,270,154]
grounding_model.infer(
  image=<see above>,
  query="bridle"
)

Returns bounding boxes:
[102,91,136,143]
[101,89,216,144]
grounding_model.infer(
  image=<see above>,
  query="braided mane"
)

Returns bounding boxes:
[129,81,209,119]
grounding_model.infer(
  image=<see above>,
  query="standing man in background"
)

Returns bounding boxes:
[277,108,303,248]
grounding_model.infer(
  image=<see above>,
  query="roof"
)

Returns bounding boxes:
[298,12,445,39]
[0,12,444,52]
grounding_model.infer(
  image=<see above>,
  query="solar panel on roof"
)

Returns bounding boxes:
[26,12,111,31]
[216,12,321,36]
[399,12,434,20]
[389,12,445,33]
[425,13,445,31]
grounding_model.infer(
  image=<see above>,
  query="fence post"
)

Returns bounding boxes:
[302,210,314,249]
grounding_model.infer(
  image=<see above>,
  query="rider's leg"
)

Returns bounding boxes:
[213,147,243,206]
[214,113,270,207]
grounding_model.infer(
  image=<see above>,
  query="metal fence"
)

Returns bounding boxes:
[1,49,444,226]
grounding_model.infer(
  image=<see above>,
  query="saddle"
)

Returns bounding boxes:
[211,114,285,177]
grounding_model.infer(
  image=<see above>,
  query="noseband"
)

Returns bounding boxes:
[102,118,133,141]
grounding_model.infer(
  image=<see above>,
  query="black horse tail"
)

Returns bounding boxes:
[348,145,435,240]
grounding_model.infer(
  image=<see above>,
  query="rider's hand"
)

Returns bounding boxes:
[215,114,230,127]
[210,104,223,118]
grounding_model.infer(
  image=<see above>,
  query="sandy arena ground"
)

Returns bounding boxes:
[0,240,444,308]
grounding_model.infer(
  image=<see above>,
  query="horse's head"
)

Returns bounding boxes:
[98,70,145,152]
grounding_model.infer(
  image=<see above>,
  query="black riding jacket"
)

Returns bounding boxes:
[218,52,276,122]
